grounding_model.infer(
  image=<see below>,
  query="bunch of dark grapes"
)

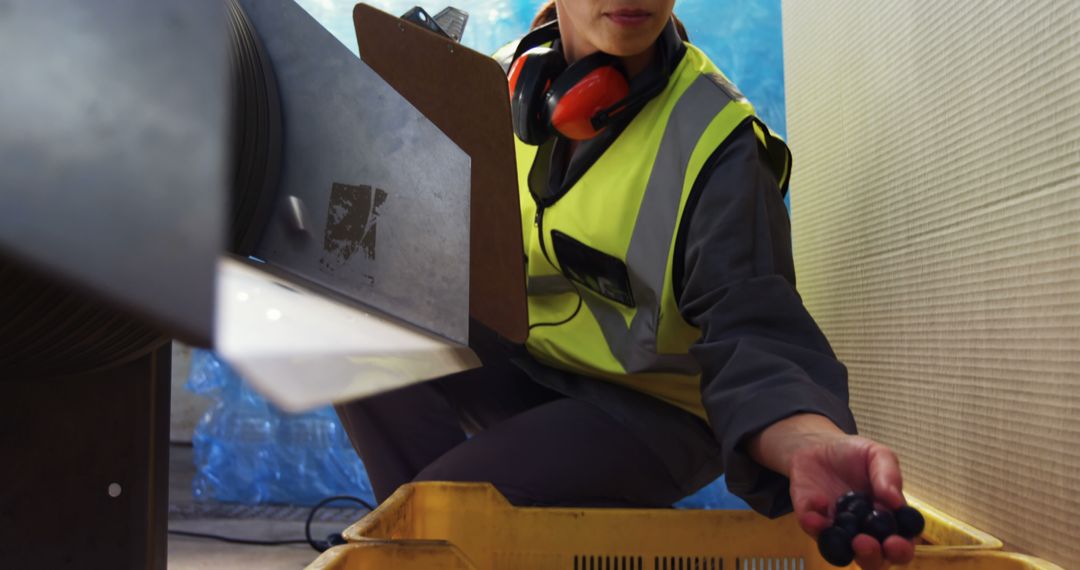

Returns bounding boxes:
[817,491,925,567]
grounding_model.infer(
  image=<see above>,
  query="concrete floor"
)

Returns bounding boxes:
[168,444,368,569]
[169,520,328,570]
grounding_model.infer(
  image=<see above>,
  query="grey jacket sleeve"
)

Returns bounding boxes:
[677,122,858,517]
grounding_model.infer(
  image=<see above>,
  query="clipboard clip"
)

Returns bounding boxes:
[400,6,469,43]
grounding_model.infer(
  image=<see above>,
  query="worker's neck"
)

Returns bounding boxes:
[560,39,657,79]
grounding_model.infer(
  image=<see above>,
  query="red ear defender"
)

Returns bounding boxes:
[508,47,630,145]
[545,52,629,141]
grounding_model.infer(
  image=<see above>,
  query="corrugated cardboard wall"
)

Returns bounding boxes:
[782,1,1080,566]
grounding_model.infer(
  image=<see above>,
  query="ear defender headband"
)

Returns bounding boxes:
[507,18,685,146]
[508,47,630,144]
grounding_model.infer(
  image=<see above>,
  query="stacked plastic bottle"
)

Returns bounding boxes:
[186,349,376,506]
[187,349,745,509]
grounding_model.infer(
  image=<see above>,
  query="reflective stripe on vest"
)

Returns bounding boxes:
[580,74,733,375]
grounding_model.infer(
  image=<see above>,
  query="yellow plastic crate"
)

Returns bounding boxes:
[903,494,1001,551]
[307,482,1059,570]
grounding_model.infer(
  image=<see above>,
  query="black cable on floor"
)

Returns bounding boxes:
[305,496,376,552]
[168,529,309,546]
[168,494,375,552]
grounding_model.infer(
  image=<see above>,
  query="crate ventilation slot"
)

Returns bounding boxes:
[654,557,724,570]
[573,555,644,569]
[736,557,805,570]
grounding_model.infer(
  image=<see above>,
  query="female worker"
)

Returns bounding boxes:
[337,1,915,567]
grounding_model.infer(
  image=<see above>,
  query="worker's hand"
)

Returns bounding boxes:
[788,432,916,569]
[748,414,915,569]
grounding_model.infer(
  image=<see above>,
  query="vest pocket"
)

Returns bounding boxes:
[550,230,635,308]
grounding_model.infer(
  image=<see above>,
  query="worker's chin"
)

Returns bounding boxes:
[596,34,656,58]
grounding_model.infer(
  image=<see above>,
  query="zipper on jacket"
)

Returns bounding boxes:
[534,205,558,270]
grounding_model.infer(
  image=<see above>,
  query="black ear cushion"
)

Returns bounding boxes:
[511,47,566,145]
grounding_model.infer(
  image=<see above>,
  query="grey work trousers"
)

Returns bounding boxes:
[334,327,716,508]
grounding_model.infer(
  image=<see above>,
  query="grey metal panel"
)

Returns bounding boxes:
[0,0,226,345]
[246,0,471,345]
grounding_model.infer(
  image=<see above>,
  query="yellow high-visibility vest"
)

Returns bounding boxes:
[517,44,790,419]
